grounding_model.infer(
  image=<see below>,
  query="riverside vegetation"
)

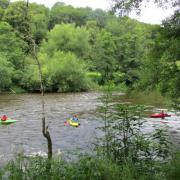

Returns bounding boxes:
[0,0,179,100]
[0,0,180,179]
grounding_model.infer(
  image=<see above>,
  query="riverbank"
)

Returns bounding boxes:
[1,152,180,180]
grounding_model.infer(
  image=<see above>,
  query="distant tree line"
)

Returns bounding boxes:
[0,0,179,99]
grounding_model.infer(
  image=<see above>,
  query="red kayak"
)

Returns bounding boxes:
[150,113,171,118]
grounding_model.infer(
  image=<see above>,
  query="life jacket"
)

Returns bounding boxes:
[1,115,7,121]
[72,117,78,122]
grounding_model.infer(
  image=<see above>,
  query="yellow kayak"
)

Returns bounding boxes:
[67,119,80,127]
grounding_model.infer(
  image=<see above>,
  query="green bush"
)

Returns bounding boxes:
[1,154,174,180]
[0,156,120,180]
[45,51,91,92]
[163,152,180,180]
[20,64,41,92]
[0,54,14,91]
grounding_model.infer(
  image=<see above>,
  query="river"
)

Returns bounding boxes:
[0,92,179,164]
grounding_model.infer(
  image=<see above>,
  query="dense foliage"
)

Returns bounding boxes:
[0,0,179,101]
[1,153,180,180]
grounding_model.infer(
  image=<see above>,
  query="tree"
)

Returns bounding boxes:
[163,10,180,38]
[0,53,13,91]
[3,1,31,53]
[89,29,116,84]
[29,3,49,45]
[48,3,92,29]
[0,21,26,69]
[137,11,180,98]
[0,0,9,20]
[105,17,154,86]
[159,10,180,98]
[43,51,90,92]
[41,23,89,58]
[87,8,108,28]
[21,0,53,160]
[111,0,179,13]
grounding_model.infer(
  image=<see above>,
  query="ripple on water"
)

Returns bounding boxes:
[0,92,179,163]
[0,93,101,163]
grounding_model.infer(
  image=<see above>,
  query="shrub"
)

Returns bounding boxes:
[45,51,91,92]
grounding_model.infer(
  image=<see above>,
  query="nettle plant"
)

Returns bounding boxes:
[96,83,172,172]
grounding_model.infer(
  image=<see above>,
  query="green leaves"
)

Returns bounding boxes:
[44,51,90,92]
[97,85,172,176]
[29,3,49,45]
[111,0,179,14]
[0,21,26,69]
[0,53,13,91]
[3,1,31,43]
[42,24,89,58]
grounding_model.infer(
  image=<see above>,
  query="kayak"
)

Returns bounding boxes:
[0,119,18,125]
[150,113,171,118]
[67,119,80,127]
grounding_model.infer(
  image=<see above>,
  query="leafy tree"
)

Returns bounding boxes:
[89,29,116,84]
[0,21,26,69]
[137,10,180,99]
[29,3,49,45]
[87,8,108,28]
[41,23,89,58]
[49,2,92,29]
[159,11,180,98]
[3,1,31,52]
[0,0,9,20]
[105,17,153,86]
[20,63,40,92]
[137,26,165,90]
[49,3,75,29]
[111,0,179,13]
[163,10,180,38]
[0,53,13,91]
[43,51,91,92]
[85,20,100,69]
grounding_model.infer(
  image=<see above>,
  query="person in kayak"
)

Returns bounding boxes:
[161,111,165,119]
[1,115,7,121]
[71,115,78,122]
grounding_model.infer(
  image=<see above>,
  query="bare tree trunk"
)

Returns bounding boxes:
[32,40,52,159]
[26,0,52,159]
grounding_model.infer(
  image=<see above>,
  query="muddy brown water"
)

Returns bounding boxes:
[0,92,179,164]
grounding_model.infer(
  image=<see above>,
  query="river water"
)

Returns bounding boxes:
[0,92,179,164]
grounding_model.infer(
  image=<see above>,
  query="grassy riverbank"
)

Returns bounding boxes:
[1,152,180,180]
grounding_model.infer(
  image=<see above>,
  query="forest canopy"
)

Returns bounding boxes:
[0,0,179,99]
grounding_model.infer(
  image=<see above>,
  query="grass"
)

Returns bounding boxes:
[1,152,180,180]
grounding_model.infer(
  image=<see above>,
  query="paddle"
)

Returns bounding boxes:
[64,120,69,126]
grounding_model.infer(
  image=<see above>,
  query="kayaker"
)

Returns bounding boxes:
[1,115,7,121]
[161,111,165,119]
[71,115,78,122]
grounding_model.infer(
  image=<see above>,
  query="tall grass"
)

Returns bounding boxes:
[0,156,172,180]
[1,153,180,180]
